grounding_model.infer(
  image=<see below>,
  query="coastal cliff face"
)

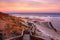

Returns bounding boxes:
[0,12,60,40]
[0,12,29,39]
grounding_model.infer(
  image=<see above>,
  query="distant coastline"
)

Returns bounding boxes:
[8,13,60,17]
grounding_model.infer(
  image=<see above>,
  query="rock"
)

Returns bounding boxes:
[0,12,29,39]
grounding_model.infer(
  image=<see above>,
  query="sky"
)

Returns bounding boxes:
[0,0,60,13]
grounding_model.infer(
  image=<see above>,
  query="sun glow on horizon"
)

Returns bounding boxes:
[0,0,60,12]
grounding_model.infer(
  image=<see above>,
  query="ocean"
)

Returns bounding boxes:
[9,13,60,17]
[9,13,60,31]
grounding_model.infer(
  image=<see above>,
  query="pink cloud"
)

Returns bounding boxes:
[0,0,60,12]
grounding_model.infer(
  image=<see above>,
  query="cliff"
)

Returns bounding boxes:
[0,12,60,40]
[0,12,28,38]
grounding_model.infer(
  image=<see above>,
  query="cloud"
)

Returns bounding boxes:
[0,0,25,3]
[0,0,60,12]
[0,0,60,3]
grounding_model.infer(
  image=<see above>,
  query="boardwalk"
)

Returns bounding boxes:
[23,34,30,40]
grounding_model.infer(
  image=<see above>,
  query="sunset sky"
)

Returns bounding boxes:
[0,0,60,13]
